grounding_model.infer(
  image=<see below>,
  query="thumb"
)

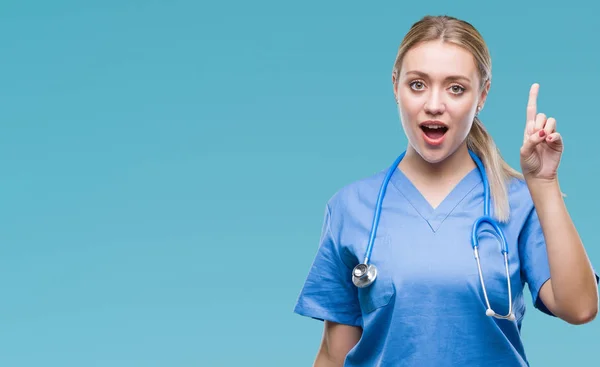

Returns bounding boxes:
[545,132,563,151]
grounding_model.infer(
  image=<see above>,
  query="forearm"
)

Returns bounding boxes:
[527,178,598,319]
[314,351,344,367]
[314,321,360,367]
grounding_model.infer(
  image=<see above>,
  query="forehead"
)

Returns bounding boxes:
[401,41,479,80]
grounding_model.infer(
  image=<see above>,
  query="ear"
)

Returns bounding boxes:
[391,70,399,102]
[478,79,491,109]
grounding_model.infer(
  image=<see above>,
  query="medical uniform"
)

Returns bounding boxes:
[294,165,595,366]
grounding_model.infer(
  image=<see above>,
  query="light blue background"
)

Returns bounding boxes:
[0,0,598,366]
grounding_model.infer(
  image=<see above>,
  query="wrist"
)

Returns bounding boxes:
[525,176,563,205]
[524,176,560,191]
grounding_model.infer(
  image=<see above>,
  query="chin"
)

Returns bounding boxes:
[415,147,450,164]
[411,135,459,164]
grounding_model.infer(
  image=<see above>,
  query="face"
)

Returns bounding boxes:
[393,40,489,164]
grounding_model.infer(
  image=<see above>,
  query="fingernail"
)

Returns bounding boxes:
[539,130,546,137]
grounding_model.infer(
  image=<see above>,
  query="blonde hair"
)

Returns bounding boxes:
[392,15,522,222]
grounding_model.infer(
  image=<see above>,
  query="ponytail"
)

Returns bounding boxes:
[467,117,523,223]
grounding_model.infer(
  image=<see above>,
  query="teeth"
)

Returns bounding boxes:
[424,125,445,129]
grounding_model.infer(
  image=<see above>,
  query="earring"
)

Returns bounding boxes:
[476,106,482,115]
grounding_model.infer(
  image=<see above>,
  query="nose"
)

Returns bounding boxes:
[424,89,446,115]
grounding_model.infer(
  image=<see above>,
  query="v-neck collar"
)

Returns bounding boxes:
[390,167,482,232]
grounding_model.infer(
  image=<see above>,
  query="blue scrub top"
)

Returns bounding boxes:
[294,166,593,366]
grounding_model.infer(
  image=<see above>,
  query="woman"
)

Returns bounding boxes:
[293,15,599,366]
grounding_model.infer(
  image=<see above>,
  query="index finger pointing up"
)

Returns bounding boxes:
[526,83,539,135]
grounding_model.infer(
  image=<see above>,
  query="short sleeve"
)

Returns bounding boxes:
[518,207,554,316]
[519,206,600,316]
[293,203,362,327]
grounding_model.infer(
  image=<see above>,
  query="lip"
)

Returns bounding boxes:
[419,120,448,147]
[418,120,448,128]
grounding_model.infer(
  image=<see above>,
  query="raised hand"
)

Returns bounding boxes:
[519,83,564,182]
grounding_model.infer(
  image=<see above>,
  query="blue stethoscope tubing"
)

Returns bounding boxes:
[352,150,515,321]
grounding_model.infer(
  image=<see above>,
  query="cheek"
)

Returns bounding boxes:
[397,95,422,122]
[448,102,476,127]
[443,106,476,144]
[397,103,419,135]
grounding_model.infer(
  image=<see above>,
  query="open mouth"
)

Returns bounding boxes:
[420,125,448,140]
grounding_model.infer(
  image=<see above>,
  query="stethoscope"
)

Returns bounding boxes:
[351,150,515,321]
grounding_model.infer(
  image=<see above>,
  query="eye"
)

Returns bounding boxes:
[450,84,466,95]
[409,80,426,91]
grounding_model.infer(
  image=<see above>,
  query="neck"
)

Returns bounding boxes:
[398,142,476,183]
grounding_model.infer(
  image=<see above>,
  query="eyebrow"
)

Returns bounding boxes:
[405,70,471,83]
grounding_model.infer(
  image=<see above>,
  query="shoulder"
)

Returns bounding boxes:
[506,176,536,224]
[325,169,387,217]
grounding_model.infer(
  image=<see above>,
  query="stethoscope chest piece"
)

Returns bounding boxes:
[352,263,377,288]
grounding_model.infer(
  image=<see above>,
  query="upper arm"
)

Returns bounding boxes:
[518,206,555,316]
[520,203,599,320]
[316,321,362,365]
[537,279,560,316]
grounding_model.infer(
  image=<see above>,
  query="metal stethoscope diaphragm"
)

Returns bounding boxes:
[352,263,378,288]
